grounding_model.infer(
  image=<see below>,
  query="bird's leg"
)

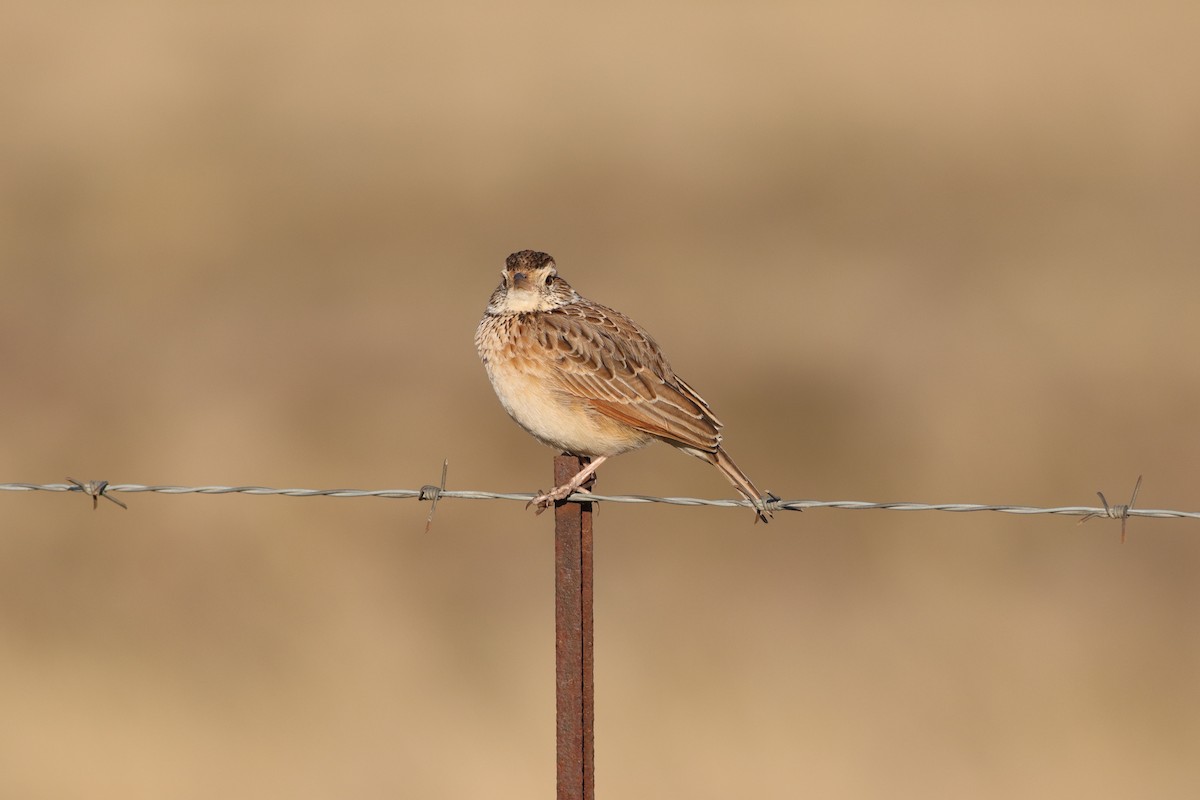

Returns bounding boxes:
[529,455,607,513]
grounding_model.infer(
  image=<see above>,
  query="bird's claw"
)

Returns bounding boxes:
[527,483,593,514]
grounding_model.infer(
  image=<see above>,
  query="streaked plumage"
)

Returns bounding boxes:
[475,249,771,522]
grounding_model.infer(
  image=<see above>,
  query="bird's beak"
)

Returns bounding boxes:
[510,271,528,288]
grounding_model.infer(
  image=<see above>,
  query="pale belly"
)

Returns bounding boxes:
[484,361,653,457]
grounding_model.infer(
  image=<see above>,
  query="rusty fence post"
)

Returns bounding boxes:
[554,454,595,800]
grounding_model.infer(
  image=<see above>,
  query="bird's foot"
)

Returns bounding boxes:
[527,483,593,514]
[524,455,606,515]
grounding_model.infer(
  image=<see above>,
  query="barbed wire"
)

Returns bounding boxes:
[2,477,1196,529]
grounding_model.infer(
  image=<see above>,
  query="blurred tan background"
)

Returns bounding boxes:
[3,1,1199,798]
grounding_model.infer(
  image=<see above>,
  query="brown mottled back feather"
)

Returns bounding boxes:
[537,301,724,453]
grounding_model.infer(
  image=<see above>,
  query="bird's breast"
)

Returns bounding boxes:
[476,313,652,457]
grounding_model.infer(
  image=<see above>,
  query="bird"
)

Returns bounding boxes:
[475,249,772,523]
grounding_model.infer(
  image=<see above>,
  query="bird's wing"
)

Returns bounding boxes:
[534,302,723,452]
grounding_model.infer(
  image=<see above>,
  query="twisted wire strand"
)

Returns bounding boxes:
[2,481,1197,521]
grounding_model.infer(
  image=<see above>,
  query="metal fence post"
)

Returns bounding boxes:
[554,454,595,800]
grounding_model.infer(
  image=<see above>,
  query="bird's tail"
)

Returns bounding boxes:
[709,447,773,524]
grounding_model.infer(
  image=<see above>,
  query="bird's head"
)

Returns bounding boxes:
[486,250,576,314]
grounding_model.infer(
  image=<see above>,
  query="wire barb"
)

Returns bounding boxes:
[1078,475,1142,543]
[419,459,449,533]
[66,477,128,510]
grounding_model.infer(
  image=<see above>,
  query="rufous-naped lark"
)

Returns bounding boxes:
[475,250,772,522]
